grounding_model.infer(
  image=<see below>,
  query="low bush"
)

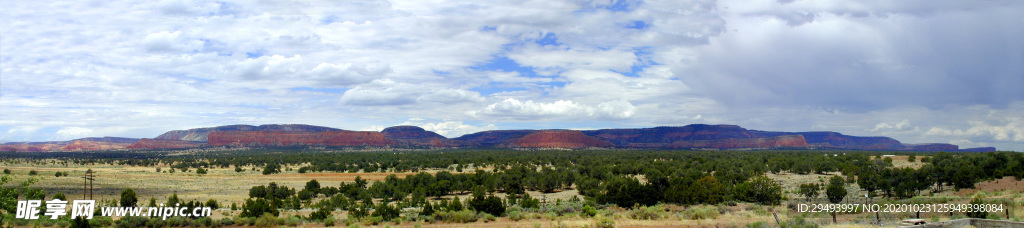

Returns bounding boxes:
[682,205,721,220]
[480,212,496,222]
[508,208,527,221]
[254,213,279,227]
[116,215,149,227]
[364,216,384,226]
[283,215,302,227]
[629,204,667,220]
[594,215,615,228]
[324,216,337,226]
[745,221,770,228]
[433,210,478,223]
[779,216,819,228]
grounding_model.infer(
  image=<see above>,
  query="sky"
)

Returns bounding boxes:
[1,0,1022,151]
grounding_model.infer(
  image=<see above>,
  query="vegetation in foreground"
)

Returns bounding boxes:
[2,149,1024,227]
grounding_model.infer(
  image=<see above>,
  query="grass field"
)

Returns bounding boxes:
[3,154,1022,227]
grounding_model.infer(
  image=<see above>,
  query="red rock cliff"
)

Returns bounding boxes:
[207,131,393,147]
[665,135,808,149]
[127,139,203,150]
[500,130,613,149]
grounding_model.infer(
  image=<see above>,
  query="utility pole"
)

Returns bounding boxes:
[82,169,95,200]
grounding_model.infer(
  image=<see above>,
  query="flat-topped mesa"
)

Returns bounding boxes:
[795,132,903,150]
[155,124,341,142]
[381,126,477,147]
[667,134,808,149]
[454,130,538,147]
[381,126,444,139]
[127,139,203,150]
[498,130,613,149]
[207,131,392,147]
[2,123,995,152]
[960,147,997,152]
[582,124,760,146]
[59,139,135,151]
[901,143,958,151]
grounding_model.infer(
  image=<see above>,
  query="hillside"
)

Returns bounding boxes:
[0,124,998,152]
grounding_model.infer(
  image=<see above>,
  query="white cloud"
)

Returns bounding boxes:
[339,79,423,106]
[508,46,638,75]
[470,98,636,120]
[55,127,93,140]
[143,31,201,53]
[398,119,498,138]
[417,89,486,104]
[925,120,1024,142]
[1,0,1022,151]
[871,119,911,131]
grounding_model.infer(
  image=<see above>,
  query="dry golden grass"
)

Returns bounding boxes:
[3,155,1021,227]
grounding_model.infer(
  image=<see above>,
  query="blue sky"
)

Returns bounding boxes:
[1,0,1022,151]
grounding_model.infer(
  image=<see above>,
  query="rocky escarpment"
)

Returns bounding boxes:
[207,131,392,147]
[585,125,760,145]
[0,137,139,152]
[498,130,613,149]
[155,124,341,142]
[794,132,904,150]
[960,147,997,152]
[666,135,808,149]
[3,124,997,152]
[454,130,538,147]
[0,142,65,152]
[901,143,959,151]
[581,125,809,149]
[127,139,203,150]
[381,126,477,147]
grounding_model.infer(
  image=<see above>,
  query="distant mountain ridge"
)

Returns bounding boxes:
[0,124,998,152]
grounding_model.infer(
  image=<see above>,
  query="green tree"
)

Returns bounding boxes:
[691,176,726,205]
[241,198,279,217]
[857,168,881,198]
[448,196,464,211]
[51,192,67,201]
[734,175,782,205]
[167,192,180,206]
[965,197,987,219]
[120,188,138,207]
[206,199,219,209]
[469,194,505,216]
[826,175,847,223]
[262,163,281,175]
[0,175,18,214]
[597,177,659,208]
[305,179,321,194]
[422,202,435,216]
[308,205,332,221]
[371,202,400,221]
[799,183,820,201]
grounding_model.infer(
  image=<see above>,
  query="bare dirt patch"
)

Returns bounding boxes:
[957,176,1024,196]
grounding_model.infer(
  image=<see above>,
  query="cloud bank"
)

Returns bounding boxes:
[1,0,1021,150]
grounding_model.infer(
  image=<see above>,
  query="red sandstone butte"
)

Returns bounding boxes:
[666,135,808,149]
[127,139,203,150]
[500,130,613,149]
[207,131,393,147]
